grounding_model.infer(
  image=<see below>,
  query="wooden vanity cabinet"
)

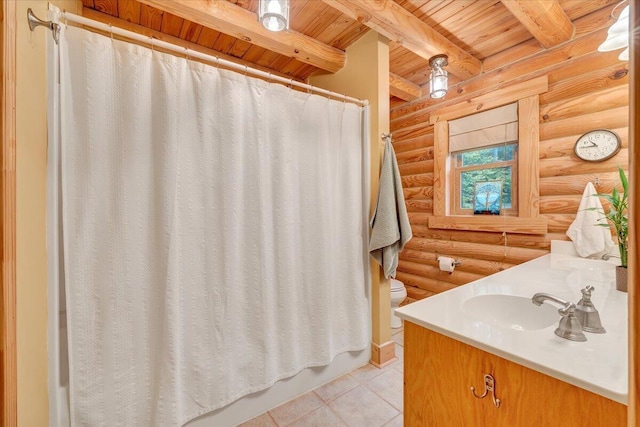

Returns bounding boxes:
[404,321,626,427]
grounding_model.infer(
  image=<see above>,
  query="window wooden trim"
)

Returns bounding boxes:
[428,76,548,235]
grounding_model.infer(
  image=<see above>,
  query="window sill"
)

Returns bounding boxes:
[428,215,548,235]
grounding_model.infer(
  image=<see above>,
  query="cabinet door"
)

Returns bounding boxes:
[487,347,626,427]
[404,321,497,426]
[404,322,626,427]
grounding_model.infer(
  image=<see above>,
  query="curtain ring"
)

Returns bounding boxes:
[149,36,154,52]
[109,23,113,43]
[215,56,220,69]
[185,47,189,60]
[244,65,248,76]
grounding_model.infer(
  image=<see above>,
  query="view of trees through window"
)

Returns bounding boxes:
[456,144,517,211]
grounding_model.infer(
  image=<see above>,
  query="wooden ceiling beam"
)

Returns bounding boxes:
[81,8,305,82]
[390,72,422,101]
[136,0,346,73]
[500,0,574,49]
[322,0,482,79]
[391,26,614,124]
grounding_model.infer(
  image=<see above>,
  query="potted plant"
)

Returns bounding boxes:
[594,166,628,291]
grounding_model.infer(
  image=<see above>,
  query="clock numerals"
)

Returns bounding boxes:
[574,130,621,162]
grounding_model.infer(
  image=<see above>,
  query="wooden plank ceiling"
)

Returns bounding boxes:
[82,0,618,102]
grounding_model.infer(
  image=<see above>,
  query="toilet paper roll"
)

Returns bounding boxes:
[438,256,456,273]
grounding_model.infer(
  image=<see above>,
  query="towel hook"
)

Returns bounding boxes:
[594,176,601,187]
[471,374,501,408]
[381,133,393,144]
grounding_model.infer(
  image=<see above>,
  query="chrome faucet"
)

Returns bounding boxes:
[575,286,606,334]
[531,293,568,307]
[531,293,587,342]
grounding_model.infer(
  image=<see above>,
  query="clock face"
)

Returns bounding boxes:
[574,130,621,162]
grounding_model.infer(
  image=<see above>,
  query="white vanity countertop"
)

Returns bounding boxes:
[395,250,628,404]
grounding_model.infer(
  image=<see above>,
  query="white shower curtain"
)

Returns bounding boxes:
[58,26,369,426]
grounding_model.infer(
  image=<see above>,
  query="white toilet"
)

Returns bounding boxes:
[390,278,407,329]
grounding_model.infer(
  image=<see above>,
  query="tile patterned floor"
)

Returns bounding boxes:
[239,327,405,427]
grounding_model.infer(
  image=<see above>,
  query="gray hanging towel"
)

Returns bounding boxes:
[369,136,412,278]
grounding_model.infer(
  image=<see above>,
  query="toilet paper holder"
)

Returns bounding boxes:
[436,256,462,274]
[436,256,462,266]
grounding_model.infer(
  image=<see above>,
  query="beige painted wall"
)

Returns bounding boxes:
[311,31,390,151]
[15,1,79,425]
[310,31,394,352]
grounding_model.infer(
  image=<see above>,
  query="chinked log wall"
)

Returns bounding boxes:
[390,7,629,301]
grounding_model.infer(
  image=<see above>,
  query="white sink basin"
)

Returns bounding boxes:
[463,294,558,331]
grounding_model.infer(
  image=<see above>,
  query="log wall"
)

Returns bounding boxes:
[391,8,629,300]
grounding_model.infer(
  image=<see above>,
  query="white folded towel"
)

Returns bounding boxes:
[369,137,412,278]
[566,182,614,258]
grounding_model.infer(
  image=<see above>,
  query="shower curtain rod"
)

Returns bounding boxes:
[29,7,369,107]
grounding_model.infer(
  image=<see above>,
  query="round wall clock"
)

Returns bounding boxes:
[574,129,621,162]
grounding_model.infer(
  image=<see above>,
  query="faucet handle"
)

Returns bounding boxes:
[555,302,587,342]
[558,302,576,316]
[531,293,587,341]
[580,286,594,300]
[576,286,606,334]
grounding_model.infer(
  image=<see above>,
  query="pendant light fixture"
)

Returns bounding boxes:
[258,0,289,32]
[598,3,629,61]
[429,55,449,99]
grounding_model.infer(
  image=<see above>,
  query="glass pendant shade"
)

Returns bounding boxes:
[429,55,448,99]
[598,5,629,55]
[608,7,629,35]
[619,47,629,61]
[598,32,629,52]
[430,69,448,99]
[259,0,289,32]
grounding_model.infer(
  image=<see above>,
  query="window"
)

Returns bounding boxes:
[428,76,549,235]
[451,143,518,215]
[447,102,519,216]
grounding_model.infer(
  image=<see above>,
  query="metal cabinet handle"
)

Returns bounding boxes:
[470,373,501,408]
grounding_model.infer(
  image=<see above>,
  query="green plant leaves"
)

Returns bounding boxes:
[591,166,628,267]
